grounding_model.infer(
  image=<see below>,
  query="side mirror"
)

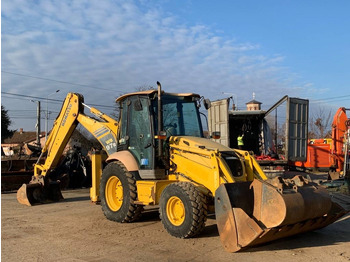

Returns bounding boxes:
[203,98,211,110]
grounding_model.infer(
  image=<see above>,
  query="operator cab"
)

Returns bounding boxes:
[116,89,204,179]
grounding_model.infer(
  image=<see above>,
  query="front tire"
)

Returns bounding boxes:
[159,182,208,238]
[100,161,142,222]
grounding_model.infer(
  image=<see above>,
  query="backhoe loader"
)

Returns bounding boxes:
[17,83,347,252]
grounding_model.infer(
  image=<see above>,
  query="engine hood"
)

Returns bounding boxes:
[169,136,232,152]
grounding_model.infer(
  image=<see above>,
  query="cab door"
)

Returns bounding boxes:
[127,97,153,170]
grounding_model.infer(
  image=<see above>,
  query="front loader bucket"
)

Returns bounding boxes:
[17,181,64,206]
[215,176,348,252]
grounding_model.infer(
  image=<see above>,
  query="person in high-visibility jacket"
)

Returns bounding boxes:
[237,133,244,149]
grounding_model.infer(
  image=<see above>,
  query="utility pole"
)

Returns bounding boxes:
[36,101,41,146]
[31,100,41,146]
[46,90,60,142]
[275,108,278,150]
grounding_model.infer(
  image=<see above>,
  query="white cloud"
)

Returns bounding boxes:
[2,0,304,129]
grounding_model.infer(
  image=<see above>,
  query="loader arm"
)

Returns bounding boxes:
[168,136,267,196]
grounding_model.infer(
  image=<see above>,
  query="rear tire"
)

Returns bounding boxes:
[159,182,207,238]
[100,161,142,222]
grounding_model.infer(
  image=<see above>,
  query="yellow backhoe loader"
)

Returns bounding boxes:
[17,83,347,252]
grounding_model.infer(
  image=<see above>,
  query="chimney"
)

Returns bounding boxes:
[19,128,24,134]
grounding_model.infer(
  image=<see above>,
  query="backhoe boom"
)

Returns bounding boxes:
[17,92,119,205]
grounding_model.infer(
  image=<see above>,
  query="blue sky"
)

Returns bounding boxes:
[2,0,350,131]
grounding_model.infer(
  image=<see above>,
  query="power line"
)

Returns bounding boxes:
[7,109,38,112]
[1,70,122,92]
[1,94,65,108]
[262,95,350,109]
[1,91,117,109]
[309,95,350,103]
[311,94,350,101]
[2,91,62,102]
[10,116,58,120]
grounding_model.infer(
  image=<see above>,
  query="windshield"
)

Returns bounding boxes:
[153,94,204,138]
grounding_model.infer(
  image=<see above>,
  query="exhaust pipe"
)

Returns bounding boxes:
[157,81,163,158]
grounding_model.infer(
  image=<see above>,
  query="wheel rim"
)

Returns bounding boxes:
[166,196,185,226]
[105,176,123,212]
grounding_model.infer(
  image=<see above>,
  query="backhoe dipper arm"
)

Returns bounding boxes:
[34,93,83,178]
[34,93,119,179]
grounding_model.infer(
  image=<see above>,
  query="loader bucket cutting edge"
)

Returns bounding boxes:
[17,181,64,206]
[215,178,348,253]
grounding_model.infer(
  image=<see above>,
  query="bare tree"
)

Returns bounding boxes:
[111,85,156,119]
[308,106,333,139]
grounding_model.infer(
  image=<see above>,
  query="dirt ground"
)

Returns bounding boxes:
[2,188,350,262]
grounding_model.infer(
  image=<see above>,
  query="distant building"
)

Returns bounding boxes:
[1,128,98,157]
[1,129,45,156]
[246,92,262,111]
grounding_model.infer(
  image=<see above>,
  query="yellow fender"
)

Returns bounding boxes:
[90,150,139,203]
[106,151,139,171]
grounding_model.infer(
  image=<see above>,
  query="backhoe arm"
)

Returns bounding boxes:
[34,93,84,177]
[18,92,119,206]
[35,93,119,178]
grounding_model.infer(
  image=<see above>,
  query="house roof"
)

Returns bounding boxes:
[245,99,262,105]
[3,131,45,144]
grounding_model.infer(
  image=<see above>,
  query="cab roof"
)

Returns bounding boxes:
[116,90,200,102]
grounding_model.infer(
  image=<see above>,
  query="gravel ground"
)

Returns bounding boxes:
[2,188,350,262]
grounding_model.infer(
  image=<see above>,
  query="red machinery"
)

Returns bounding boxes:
[331,108,350,174]
[293,107,350,177]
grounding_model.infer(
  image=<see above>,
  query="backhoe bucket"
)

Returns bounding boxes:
[215,176,348,252]
[17,181,64,206]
